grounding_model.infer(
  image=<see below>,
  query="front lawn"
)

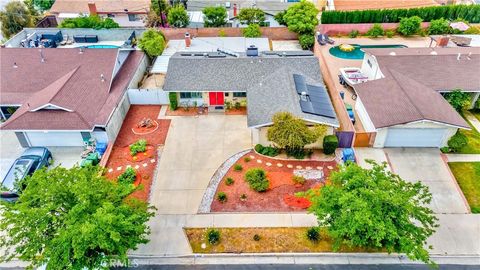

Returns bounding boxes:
[185,227,377,253]
[448,162,480,213]
[457,118,480,154]
[472,110,480,122]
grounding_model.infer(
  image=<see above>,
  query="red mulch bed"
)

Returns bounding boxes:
[211,151,337,212]
[105,105,170,201]
[225,107,247,115]
[166,106,208,116]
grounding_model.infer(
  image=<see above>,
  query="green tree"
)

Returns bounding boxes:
[242,23,261,37]
[202,6,227,27]
[298,33,314,49]
[237,7,265,25]
[445,89,471,112]
[138,28,166,57]
[283,0,318,35]
[307,161,438,265]
[0,1,33,39]
[428,18,450,34]
[0,165,155,269]
[274,10,287,26]
[267,112,327,152]
[34,0,55,11]
[398,16,423,36]
[151,0,169,27]
[24,0,40,23]
[59,15,119,29]
[167,4,189,27]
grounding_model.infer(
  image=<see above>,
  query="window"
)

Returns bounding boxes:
[180,92,202,99]
[128,14,139,21]
[107,14,115,18]
[233,92,246,98]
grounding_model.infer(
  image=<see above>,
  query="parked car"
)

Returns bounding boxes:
[1,147,52,202]
[345,103,355,124]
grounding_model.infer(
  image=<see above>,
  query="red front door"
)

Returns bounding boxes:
[209,92,225,106]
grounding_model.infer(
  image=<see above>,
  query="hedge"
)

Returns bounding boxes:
[321,5,480,24]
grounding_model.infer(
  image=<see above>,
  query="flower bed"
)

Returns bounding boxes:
[105,105,171,201]
[210,151,337,212]
[166,106,208,116]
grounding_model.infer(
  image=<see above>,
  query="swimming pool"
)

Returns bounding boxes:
[83,45,120,49]
[329,44,407,60]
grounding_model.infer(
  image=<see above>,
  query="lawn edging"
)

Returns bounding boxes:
[198,149,251,213]
[252,148,337,162]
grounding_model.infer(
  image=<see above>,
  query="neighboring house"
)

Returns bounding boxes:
[0,48,147,147]
[352,47,478,148]
[50,0,149,27]
[326,0,438,11]
[163,49,339,148]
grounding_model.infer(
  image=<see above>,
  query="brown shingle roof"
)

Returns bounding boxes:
[364,47,480,92]
[332,0,438,11]
[355,68,469,129]
[0,48,144,131]
[50,0,150,14]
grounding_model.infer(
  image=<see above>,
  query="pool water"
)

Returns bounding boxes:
[84,45,120,49]
[329,44,407,60]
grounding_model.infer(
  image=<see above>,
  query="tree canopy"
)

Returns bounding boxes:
[237,7,265,25]
[150,0,169,27]
[167,4,189,28]
[267,112,327,151]
[58,15,119,29]
[202,6,227,27]
[34,0,55,11]
[0,165,155,269]
[138,28,166,57]
[444,89,471,112]
[282,0,318,35]
[242,23,261,37]
[306,160,438,265]
[398,16,423,36]
[0,1,34,39]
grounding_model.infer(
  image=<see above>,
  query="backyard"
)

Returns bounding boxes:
[210,151,337,212]
[448,162,480,214]
[105,105,170,201]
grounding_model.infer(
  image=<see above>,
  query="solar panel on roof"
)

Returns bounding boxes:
[297,81,336,119]
[293,74,308,95]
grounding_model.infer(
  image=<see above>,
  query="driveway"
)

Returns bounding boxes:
[385,148,469,214]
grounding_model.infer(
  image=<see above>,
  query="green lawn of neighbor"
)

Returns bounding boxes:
[448,162,480,213]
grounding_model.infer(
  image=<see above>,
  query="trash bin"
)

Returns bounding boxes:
[342,148,355,163]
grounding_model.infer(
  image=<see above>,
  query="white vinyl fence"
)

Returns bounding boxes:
[127,89,169,105]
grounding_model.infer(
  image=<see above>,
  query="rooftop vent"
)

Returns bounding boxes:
[430,50,438,55]
[389,51,396,56]
[13,62,18,68]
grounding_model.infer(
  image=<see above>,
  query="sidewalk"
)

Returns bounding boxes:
[446,154,480,162]
[464,111,480,132]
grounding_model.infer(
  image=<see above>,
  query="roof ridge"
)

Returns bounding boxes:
[47,66,80,109]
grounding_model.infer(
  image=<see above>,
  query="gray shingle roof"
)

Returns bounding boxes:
[163,51,339,128]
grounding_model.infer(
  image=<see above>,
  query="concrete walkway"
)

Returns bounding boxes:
[464,111,480,132]
[446,154,480,162]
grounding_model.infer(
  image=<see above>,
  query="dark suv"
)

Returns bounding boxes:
[1,147,52,202]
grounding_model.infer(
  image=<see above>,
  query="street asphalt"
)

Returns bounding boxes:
[114,265,479,270]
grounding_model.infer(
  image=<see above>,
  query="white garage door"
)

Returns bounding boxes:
[384,128,447,147]
[26,132,84,147]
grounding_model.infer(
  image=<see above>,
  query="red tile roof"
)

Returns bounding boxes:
[0,48,144,131]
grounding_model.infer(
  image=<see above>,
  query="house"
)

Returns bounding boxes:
[50,0,149,27]
[325,0,438,11]
[352,47,479,148]
[0,48,147,147]
[163,49,339,147]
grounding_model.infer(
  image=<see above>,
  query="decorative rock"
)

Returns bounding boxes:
[108,168,113,173]
[134,165,140,169]
[327,166,334,170]
[116,167,122,171]
[257,159,262,164]
[316,166,323,170]
[249,155,255,159]
[306,166,313,170]
[277,163,283,167]
[126,165,131,168]
[201,243,207,249]
[287,164,293,168]
[150,159,156,163]
[266,162,272,166]
[296,165,303,169]
[143,163,148,167]
[294,169,324,180]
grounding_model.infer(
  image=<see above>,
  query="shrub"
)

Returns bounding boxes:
[286,148,312,159]
[306,227,320,242]
[206,228,221,245]
[299,34,315,50]
[428,18,450,35]
[225,177,235,186]
[244,157,251,163]
[283,0,319,34]
[117,167,136,184]
[234,101,241,110]
[218,28,227,37]
[386,30,395,38]
[292,175,306,185]
[169,92,178,110]
[253,234,261,241]
[203,6,227,27]
[167,5,189,28]
[366,23,384,37]
[323,135,338,155]
[445,89,471,112]
[240,193,247,201]
[447,132,468,153]
[254,144,264,153]
[233,164,243,171]
[129,139,147,156]
[245,168,269,192]
[398,16,423,36]
[59,15,119,29]
[254,144,279,157]
[238,7,265,25]
[440,146,450,154]
[138,28,166,57]
[320,5,480,24]
[225,101,232,110]
[217,192,227,203]
[242,23,262,37]
[348,29,359,38]
[464,26,480,34]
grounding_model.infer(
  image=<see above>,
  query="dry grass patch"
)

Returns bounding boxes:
[185,227,379,253]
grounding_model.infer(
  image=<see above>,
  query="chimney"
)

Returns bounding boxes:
[185,32,191,47]
[233,4,237,17]
[88,2,97,16]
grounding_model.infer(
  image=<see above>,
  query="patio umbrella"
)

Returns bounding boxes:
[450,22,470,32]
